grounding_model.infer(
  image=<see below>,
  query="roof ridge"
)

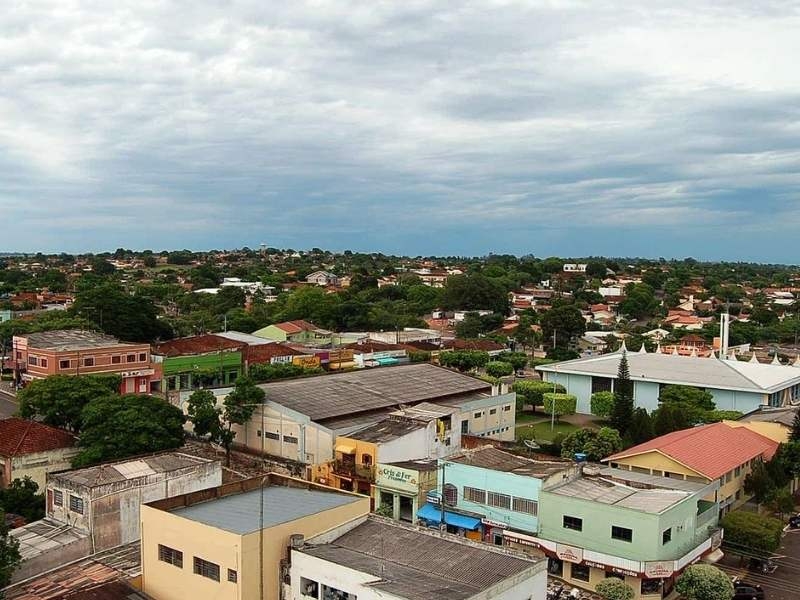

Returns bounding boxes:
[717,357,765,388]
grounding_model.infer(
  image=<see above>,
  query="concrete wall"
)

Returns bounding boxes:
[141,494,370,600]
[47,459,223,550]
[9,447,79,491]
[443,461,543,535]
[10,532,92,583]
[450,392,516,442]
[290,547,546,600]
[376,421,460,464]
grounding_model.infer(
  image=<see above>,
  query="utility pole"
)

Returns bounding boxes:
[551,365,558,432]
[439,461,447,530]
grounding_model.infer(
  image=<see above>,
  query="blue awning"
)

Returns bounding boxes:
[416,503,481,531]
[376,357,400,366]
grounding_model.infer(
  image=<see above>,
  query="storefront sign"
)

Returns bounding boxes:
[556,543,583,563]
[376,465,418,493]
[291,355,321,368]
[481,518,508,529]
[644,561,675,579]
[119,369,154,378]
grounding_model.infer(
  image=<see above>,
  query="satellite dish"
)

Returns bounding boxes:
[524,439,540,451]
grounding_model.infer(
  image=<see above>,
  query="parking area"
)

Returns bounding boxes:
[718,527,800,600]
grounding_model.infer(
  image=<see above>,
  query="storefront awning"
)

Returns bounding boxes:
[417,503,481,531]
[335,443,356,454]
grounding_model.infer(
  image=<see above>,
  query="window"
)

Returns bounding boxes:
[256,430,262,437]
[463,486,486,504]
[563,516,583,531]
[734,466,741,477]
[112,355,121,364]
[444,437,451,446]
[735,489,741,500]
[60,359,71,369]
[641,579,663,595]
[489,408,497,415]
[725,471,732,483]
[264,431,280,440]
[193,556,220,581]
[503,405,511,412]
[126,354,136,363]
[487,491,511,509]
[662,528,672,545]
[461,420,469,434]
[570,563,590,582]
[139,353,147,362]
[473,411,483,419]
[512,497,538,516]
[443,483,458,506]
[167,376,177,391]
[28,356,38,366]
[83,357,94,367]
[40,358,48,368]
[158,544,183,568]
[283,435,298,444]
[301,578,319,597]
[69,495,84,514]
[591,376,612,394]
[227,569,237,583]
[362,454,372,465]
[53,490,63,506]
[611,526,633,542]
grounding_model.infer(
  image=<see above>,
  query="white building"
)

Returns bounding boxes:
[289,516,547,600]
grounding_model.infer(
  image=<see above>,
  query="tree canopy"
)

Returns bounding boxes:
[675,565,734,600]
[0,477,45,523]
[440,274,509,315]
[560,427,622,461]
[595,578,635,600]
[0,511,21,590]
[74,394,186,466]
[720,510,783,556]
[609,353,633,435]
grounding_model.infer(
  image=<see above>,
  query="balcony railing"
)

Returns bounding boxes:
[696,501,718,528]
[333,461,376,480]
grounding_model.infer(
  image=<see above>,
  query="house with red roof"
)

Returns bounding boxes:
[252,320,333,347]
[604,422,778,514]
[0,418,78,490]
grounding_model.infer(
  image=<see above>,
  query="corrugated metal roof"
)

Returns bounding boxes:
[537,351,800,393]
[51,452,212,488]
[257,364,491,422]
[300,518,540,600]
[171,486,362,534]
[546,478,690,514]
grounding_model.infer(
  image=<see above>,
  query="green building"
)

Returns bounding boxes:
[152,334,245,393]
[503,466,722,600]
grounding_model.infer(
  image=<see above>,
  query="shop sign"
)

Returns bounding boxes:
[292,355,321,368]
[556,543,583,563]
[119,369,154,378]
[376,465,418,492]
[583,560,639,578]
[481,518,508,529]
[644,561,675,579]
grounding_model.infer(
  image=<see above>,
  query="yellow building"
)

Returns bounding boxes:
[604,422,778,514]
[728,405,800,443]
[140,474,370,600]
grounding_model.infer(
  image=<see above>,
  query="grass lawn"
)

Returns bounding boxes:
[514,411,546,425]
[516,420,580,443]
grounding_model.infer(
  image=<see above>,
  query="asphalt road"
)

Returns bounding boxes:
[0,389,18,418]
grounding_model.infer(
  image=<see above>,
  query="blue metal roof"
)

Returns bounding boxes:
[417,503,481,531]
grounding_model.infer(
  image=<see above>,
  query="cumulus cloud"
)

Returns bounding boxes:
[0,0,799,260]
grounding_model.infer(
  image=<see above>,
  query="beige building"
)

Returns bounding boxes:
[140,474,370,600]
[0,418,78,490]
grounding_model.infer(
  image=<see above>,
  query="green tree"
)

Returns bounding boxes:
[658,385,715,424]
[18,374,121,433]
[440,274,509,315]
[90,257,116,276]
[186,389,221,439]
[720,510,783,556]
[675,564,734,600]
[512,380,564,412]
[744,460,777,504]
[791,409,800,442]
[619,283,659,320]
[74,394,186,466]
[485,361,514,378]
[217,377,264,466]
[0,477,45,522]
[72,283,173,342]
[496,351,528,372]
[560,427,622,461]
[652,402,690,436]
[0,510,21,590]
[540,304,585,350]
[595,577,635,600]
[439,350,490,372]
[609,353,633,435]
[542,393,577,421]
[627,408,655,445]
[590,391,615,418]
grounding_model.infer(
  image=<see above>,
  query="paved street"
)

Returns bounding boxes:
[0,390,18,418]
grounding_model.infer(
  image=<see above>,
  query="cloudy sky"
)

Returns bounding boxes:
[2,1,799,261]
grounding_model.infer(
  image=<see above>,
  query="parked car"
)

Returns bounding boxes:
[733,578,766,600]
[748,557,777,574]
[788,513,800,529]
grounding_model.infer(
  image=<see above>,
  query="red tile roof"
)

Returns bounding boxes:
[443,339,506,352]
[0,418,76,457]
[247,343,305,364]
[605,422,778,480]
[273,320,322,334]
[153,334,244,357]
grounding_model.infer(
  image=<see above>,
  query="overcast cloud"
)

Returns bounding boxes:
[1,1,799,261]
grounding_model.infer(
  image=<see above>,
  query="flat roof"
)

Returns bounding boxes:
[299,518,541,600]
[739,405,799,427]
[349,417,427,443]
[11,518,90,561]
[537,350,800,393]
[545,477,691,514]
[171,485,362,534]
[258,364,490,422]
[447,446,573,479]
[215,330,276,345]
[384,458,439,472]
[599,466,713,493]
[20,329,135,351]
[51,452,215,488]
